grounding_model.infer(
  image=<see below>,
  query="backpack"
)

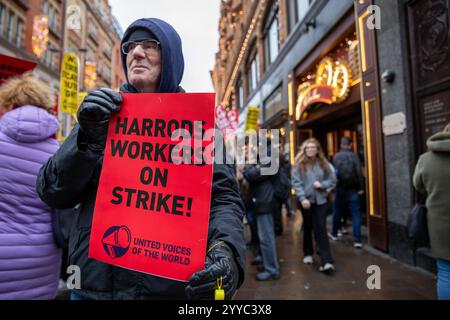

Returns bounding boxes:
[273,168,291,201]
[334,152,359,189]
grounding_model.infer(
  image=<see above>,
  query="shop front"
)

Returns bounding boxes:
[289,6,388,251]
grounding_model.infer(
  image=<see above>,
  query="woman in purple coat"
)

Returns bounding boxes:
[0,74,62,299]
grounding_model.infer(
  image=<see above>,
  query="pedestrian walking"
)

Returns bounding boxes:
[37,18,245,300]
[0,74,62,299]
[244,141,280,281]
[330,136,365,248]
[413,123,450,300]
[292,138,337,273]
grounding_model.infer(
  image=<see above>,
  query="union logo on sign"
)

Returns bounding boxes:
[102,226,132,259]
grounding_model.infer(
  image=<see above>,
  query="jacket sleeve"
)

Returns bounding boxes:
[292,168,306,201]
[36,125,102,209]
[413,155,426,194]
[321,162,337,190]
[208,162,246,288]
[243,164,271,184]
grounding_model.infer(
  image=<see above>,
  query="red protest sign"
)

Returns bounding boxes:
[88,93,216,282]
[0,54,37,85]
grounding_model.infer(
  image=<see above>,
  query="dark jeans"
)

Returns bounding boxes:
[256,213,279,275]
[332,189,362,242]
[300,202,333,266]
[273,198,283,236]
[247,210,259,246]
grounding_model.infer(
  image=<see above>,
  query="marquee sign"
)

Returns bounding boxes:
[296,57,352,120]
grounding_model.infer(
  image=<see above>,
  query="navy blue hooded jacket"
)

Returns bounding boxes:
[37,18,245,300]
[120,18,184,93]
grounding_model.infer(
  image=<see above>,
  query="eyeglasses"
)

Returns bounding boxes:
[121,39,161,55]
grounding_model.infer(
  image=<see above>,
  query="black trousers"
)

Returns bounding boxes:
[300,202,333,265]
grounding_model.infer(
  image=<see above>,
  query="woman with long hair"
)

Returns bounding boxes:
[0,73,61,299]
[292,138,337,273]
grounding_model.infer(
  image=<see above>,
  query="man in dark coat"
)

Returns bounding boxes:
[330,136,364,248]
[36,18,245,300]
[243,141,280,281]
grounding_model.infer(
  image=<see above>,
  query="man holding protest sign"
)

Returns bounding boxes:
[37,18,245,300]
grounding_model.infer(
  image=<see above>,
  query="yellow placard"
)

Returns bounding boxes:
[60,52,79,115]
[245,106,260,132]
[71,91,88,122]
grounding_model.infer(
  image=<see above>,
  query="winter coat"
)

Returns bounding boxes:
[0,105,61,299]
[36,18,245,300]
[413,132,450,261]
[243,164,276,214]
[292,160,337,206]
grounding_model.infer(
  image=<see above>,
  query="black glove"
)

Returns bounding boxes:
[185,242,240,300]
[77,88,123,153]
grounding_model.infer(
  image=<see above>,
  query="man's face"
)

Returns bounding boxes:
[126,41,162,93]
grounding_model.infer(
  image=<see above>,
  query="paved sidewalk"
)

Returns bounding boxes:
[236,212,436,300]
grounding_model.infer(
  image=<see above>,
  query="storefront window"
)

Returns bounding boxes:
[264,1,279,67]
[48,6,54,30]
[88,21,98,42]
[42,0,49,16]
[268,18,279,65]
[6,10,14,41]
[16,19,23,48]
[248,53,260,94]
[288,0,315,32]
[296,0,313,23]
[264,86,283,121]
[236,78,244,109]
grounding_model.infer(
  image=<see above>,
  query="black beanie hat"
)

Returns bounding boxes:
[125,27,158,42]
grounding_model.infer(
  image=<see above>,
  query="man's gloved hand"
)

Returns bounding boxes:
[186,242,240,300]
[77,88,123,153]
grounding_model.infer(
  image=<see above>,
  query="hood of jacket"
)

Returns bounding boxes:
[0,105,59,143]
[121,18,184,93]
[427,132,450,153]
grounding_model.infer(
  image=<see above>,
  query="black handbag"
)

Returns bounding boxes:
[407,198,429,243]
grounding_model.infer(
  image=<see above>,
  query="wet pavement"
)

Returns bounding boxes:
[235,211,437,300]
